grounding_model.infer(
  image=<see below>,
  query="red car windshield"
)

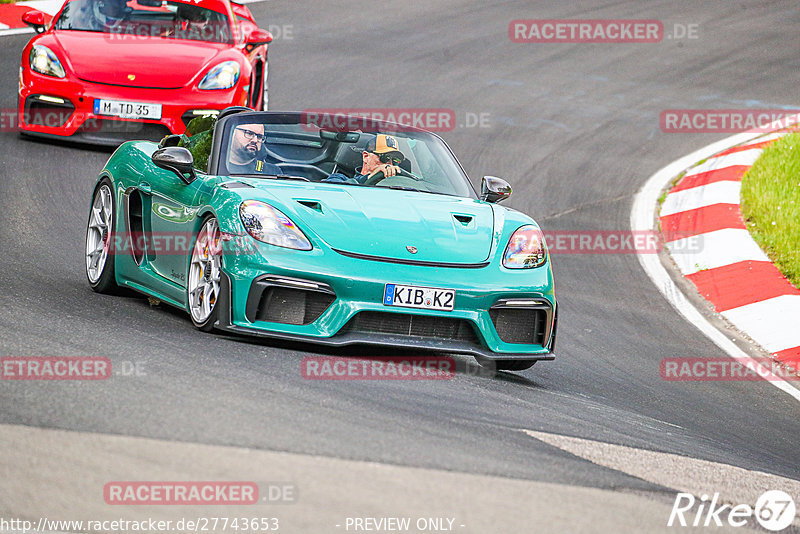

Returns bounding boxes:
[54,0,233,44]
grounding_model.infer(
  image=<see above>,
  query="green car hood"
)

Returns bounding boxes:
[238,181,494,264]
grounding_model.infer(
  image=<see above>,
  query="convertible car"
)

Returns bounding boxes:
[18,0,271,145]
[85,109,557,370]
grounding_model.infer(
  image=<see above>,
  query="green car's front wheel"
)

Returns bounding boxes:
[85,179,117,293]
[188,216,222,331]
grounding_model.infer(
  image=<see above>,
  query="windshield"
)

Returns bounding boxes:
[54,0,233,44]
[217,113,476,198]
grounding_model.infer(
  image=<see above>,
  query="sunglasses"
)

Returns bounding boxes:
[377,153,403,165]
[238,128,266,143]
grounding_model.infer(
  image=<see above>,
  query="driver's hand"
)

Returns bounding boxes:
[369,164,401,178]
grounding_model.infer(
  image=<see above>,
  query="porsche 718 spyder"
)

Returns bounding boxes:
[18,0,272,145]
[85,109,557,371]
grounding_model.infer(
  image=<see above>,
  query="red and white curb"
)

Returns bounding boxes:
[659,134,800,363]
[0,0,60,35]
[632,117,800,402]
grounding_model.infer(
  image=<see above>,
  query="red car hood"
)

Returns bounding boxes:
[53,32,231,88]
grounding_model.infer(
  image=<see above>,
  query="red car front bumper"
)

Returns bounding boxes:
[18,67,248,146]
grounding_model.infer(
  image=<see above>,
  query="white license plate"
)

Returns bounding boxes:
[383,284,455,311]
[94,99,162,120]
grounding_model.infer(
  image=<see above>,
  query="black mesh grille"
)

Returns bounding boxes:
[489,308,547,345]
[343,312,479,343]
[255,287,334,325]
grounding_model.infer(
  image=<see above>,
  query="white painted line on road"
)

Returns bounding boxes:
[524,429,800,525]
[630,130,800,403]
[1,423,690,534]
[666,228,770,275]
[684,148,762,177]
[660,180,742,217]
[722,295,800,354]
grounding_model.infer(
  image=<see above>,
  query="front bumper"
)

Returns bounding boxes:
[214,241,558,361]
[18,68,245,145]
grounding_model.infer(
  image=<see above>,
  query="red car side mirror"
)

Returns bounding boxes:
[22,10,47,33]
[246,29,273,50]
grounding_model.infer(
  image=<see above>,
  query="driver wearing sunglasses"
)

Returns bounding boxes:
[325,134,405,184]
[227,123,280,175]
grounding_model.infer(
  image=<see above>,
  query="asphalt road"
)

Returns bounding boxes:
[1,1,799,532]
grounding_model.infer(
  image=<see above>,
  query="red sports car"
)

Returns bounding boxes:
[18,0,272,145]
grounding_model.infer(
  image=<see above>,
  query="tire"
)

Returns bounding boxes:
[187,216,222,332]
[85,179,118,293]
[477,358,537,372]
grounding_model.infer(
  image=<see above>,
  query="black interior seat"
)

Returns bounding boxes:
[331,134,373,175]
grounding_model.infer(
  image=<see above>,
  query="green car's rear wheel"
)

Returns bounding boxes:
[85,179,117,293]
[188,216,222,331]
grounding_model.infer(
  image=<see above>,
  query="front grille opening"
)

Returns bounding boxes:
[24,98,75,129]
[76,119,170,143]
[343,311,480,344]
[489,308,547,345]
[255,287,334,326]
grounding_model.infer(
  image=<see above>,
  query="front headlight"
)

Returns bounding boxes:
[198,61,240,90]
[240,200,312,250]
[29,45,66,78]
[502,225,547,268]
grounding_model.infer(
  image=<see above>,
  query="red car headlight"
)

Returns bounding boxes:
[29,45,66,78]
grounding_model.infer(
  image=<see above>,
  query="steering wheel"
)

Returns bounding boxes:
[363,167,421,186]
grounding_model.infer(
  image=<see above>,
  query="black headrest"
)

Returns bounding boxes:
[333,134,373,172]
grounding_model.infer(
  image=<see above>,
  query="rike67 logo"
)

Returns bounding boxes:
[668,490,796,531]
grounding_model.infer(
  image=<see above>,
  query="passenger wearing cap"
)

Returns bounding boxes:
[325,134,405,184]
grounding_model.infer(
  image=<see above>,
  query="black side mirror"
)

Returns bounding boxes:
[481,176,512,203]
[152,147,196,184]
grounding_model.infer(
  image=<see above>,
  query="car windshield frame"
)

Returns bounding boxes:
[208,112,478,199]
[53,0,234,44]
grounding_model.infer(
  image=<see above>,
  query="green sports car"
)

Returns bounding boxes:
[85,109,557,371]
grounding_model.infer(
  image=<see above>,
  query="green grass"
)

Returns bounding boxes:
[741,132,800,289]
[0,0,17,4]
